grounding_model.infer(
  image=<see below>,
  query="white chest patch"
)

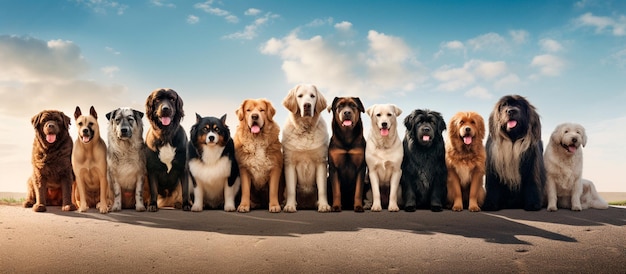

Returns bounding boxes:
[159,144,176,173]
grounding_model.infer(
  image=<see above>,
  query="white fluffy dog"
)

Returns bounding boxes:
[544,123,608,211]
[281,84,331,212]
[365,104,403,212]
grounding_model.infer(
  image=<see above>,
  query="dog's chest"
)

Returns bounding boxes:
[456,165,473,185]
[158,144,176,173]
[189,146,231,186]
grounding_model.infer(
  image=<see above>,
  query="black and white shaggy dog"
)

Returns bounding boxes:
[188,114,240,212]
[483,95,545,211]
[144,88,190,212]
[400,109,447,212]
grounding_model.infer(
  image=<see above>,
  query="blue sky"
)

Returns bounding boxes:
[1,0,625,192]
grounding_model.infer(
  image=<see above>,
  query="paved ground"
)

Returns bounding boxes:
[1,201,624,273]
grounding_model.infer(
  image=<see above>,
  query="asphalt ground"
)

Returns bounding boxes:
[0,199,624,273]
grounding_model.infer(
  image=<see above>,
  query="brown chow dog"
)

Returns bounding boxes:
[234,98,284,213]
[445,111,486,212]
[24,110,76,212]
[328,97,366,212]
[72,106,110,213]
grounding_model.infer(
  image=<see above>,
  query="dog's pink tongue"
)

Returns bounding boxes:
[82,136,90,143]
[422,135,430,142]
[46,134,57,143]
[463,136,473,145]
[380,128,389,136]
[342,120,353,127]
[251,125,261,134]
[568,145,577,153]
[161,117,171,126]
[507,120,517,129]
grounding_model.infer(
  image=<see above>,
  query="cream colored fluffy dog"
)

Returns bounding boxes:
[544,123,608,211]
[281,84,331,212]
[365,104,403,212]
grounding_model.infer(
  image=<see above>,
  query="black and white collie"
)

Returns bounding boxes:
[188,114,240,212]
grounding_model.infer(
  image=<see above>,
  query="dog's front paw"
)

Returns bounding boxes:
[354,205,364,213]
[190,203,202,212]
[96,202,109,214]
[317,203,331,213]
[111,201,122,212]
[388,203,400,212]
[571,205,582,211]
[23,200,34,208]
[452,203,464,212]
[135,204,146,212]
[547,205,558,212]
[370,203,382,212]
[269,204,282,213]
[468,205,481,212]
[283,204,297,213]
[224,204,236,212]
[431,205,443,212]
[237,204,250,213]
[182,201,192,211]
[62,204,77,211]
[147,203,158,212]
[78,206,89,213]
[33,204,47,212]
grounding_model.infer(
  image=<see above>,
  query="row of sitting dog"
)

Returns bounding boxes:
[23,85,609,213]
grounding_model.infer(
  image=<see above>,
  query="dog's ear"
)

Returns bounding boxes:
[435,112,446,133]
[220,114,227,125]
[404,112,414,131]
[74,106,82,120]
[31,112,43,128]
[353,97,365,113]
[283,85,299,114]
[474,112,486,141]
[105,109,116,121]
[365,105,374,117]
[392,104,402,117]
[145,91,156,119]
[89,106,98,119]
[173,89,184,119]
[313,85,327,114]
[62,112,71,130]
[195,113,202,124]
[264,99,276,121]
[580,125,587,148]
[133,109,144,120]
[236,100,247,121]
[328,97,339,113]
[528,102,542,142]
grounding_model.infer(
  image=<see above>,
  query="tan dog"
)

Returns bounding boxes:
[445,111,486,212]
[282,84,331,212]
[72,106,109,213]
[234,98,284,213]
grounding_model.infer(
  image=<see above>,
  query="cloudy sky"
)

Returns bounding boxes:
[1,0,625,192]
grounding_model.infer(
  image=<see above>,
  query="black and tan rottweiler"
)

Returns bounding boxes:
[327,97,366,212]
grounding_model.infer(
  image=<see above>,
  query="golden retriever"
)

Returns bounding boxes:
[234,98,284,213]
[544,123,608,211]
[281,84,331,212]
[445,111,486,212]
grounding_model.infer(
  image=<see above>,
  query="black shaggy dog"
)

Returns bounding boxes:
[400,109,447,212]
[144,88,190,212]
[483,94,545,211]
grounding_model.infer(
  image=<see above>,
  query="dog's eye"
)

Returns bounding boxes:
[201,127,209,133]
[88,122,94,127]
[459,121,464,125]
[297,94,303,98]
[260,109,265,112]
[376,113,381,117]
[115,118,121,123]
[128,117,134,122]
[564,130,569,133]
[246,109,251,112]
[77,122,83,126]
[310,94,315,98]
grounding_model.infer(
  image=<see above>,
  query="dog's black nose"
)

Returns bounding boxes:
[465,127,471,132]
[251,114,259,120]
[121,128,128,134]
[343,111,352,116]
[572,138,577,143]
[507,108,518,116]
[82,128,89,134]
[423,127,431,132]
[382,122,388,128]
[304,103,311,108]
[162,105,170,111]
[209,136,215,142]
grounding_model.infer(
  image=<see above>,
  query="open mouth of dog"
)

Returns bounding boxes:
[250,121,262,134]
[46,134,57,144]
[506,119,517,130]
[160,115,172,126]
[380,125,389,136]
[461,133,473,145]
[561,143,578,153]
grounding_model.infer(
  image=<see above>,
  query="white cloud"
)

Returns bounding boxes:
[105,46,120,55]
[575,12,626,36]
[467,32,508,52]
[0,35,87,82]
[494,73,521,90]
[530,54,565,77]
[472,60,507,79]
[151,0,175,8]
[539,38,564,52]
[194,1,238,23]
[245,8,261,16]
[434,40,465,58]
[433,60,508,92]
[223,13,278,40]
[334,21,352,31]
[610,48,626,68]
[509,29,529,44]
[306,17,333,27]
[75,0,128,15]
[465,86,492,99]
[187,15,199,24]
[101,66,119,77]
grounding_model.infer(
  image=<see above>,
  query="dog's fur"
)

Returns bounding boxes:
[144,88,190,212]
[328,97,367,212]
[106,107,148,211]
[401,109,447,212]
[234,98,284,213]
[445,111,486,212]
[72,106,110,213]
[188,114,240,212]
[364,104,403,212]
[281,84,331,212]
[544,123,608,211]
[24,110,76,212]
[483,95,545,211]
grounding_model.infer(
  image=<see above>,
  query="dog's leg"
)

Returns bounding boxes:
[283,164,298,213]
[315,163,331,213]
[545,177,558,211]
[268,167,282,213]
[134,175,146,212]
[237,170,251,213]
[388,170,401,212]
[97,168,109,214]
[33,178,47,212]
[191,181,203,212]
[181,170,191,211]
[402,177,417,212]
[111,181,122,212]
[447,171,463,211]
[353,172,365,212]
[23,177,36,208]
[224,177,240,212]
[570,178,584,211]
[329,171,342,212]
[468,172,484,212]
[369,172,382,212]
[75,173,89,212]
[147,174,159,212]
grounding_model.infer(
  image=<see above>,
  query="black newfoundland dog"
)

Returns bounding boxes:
[401,109,447,212]
[483,94,545,211]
